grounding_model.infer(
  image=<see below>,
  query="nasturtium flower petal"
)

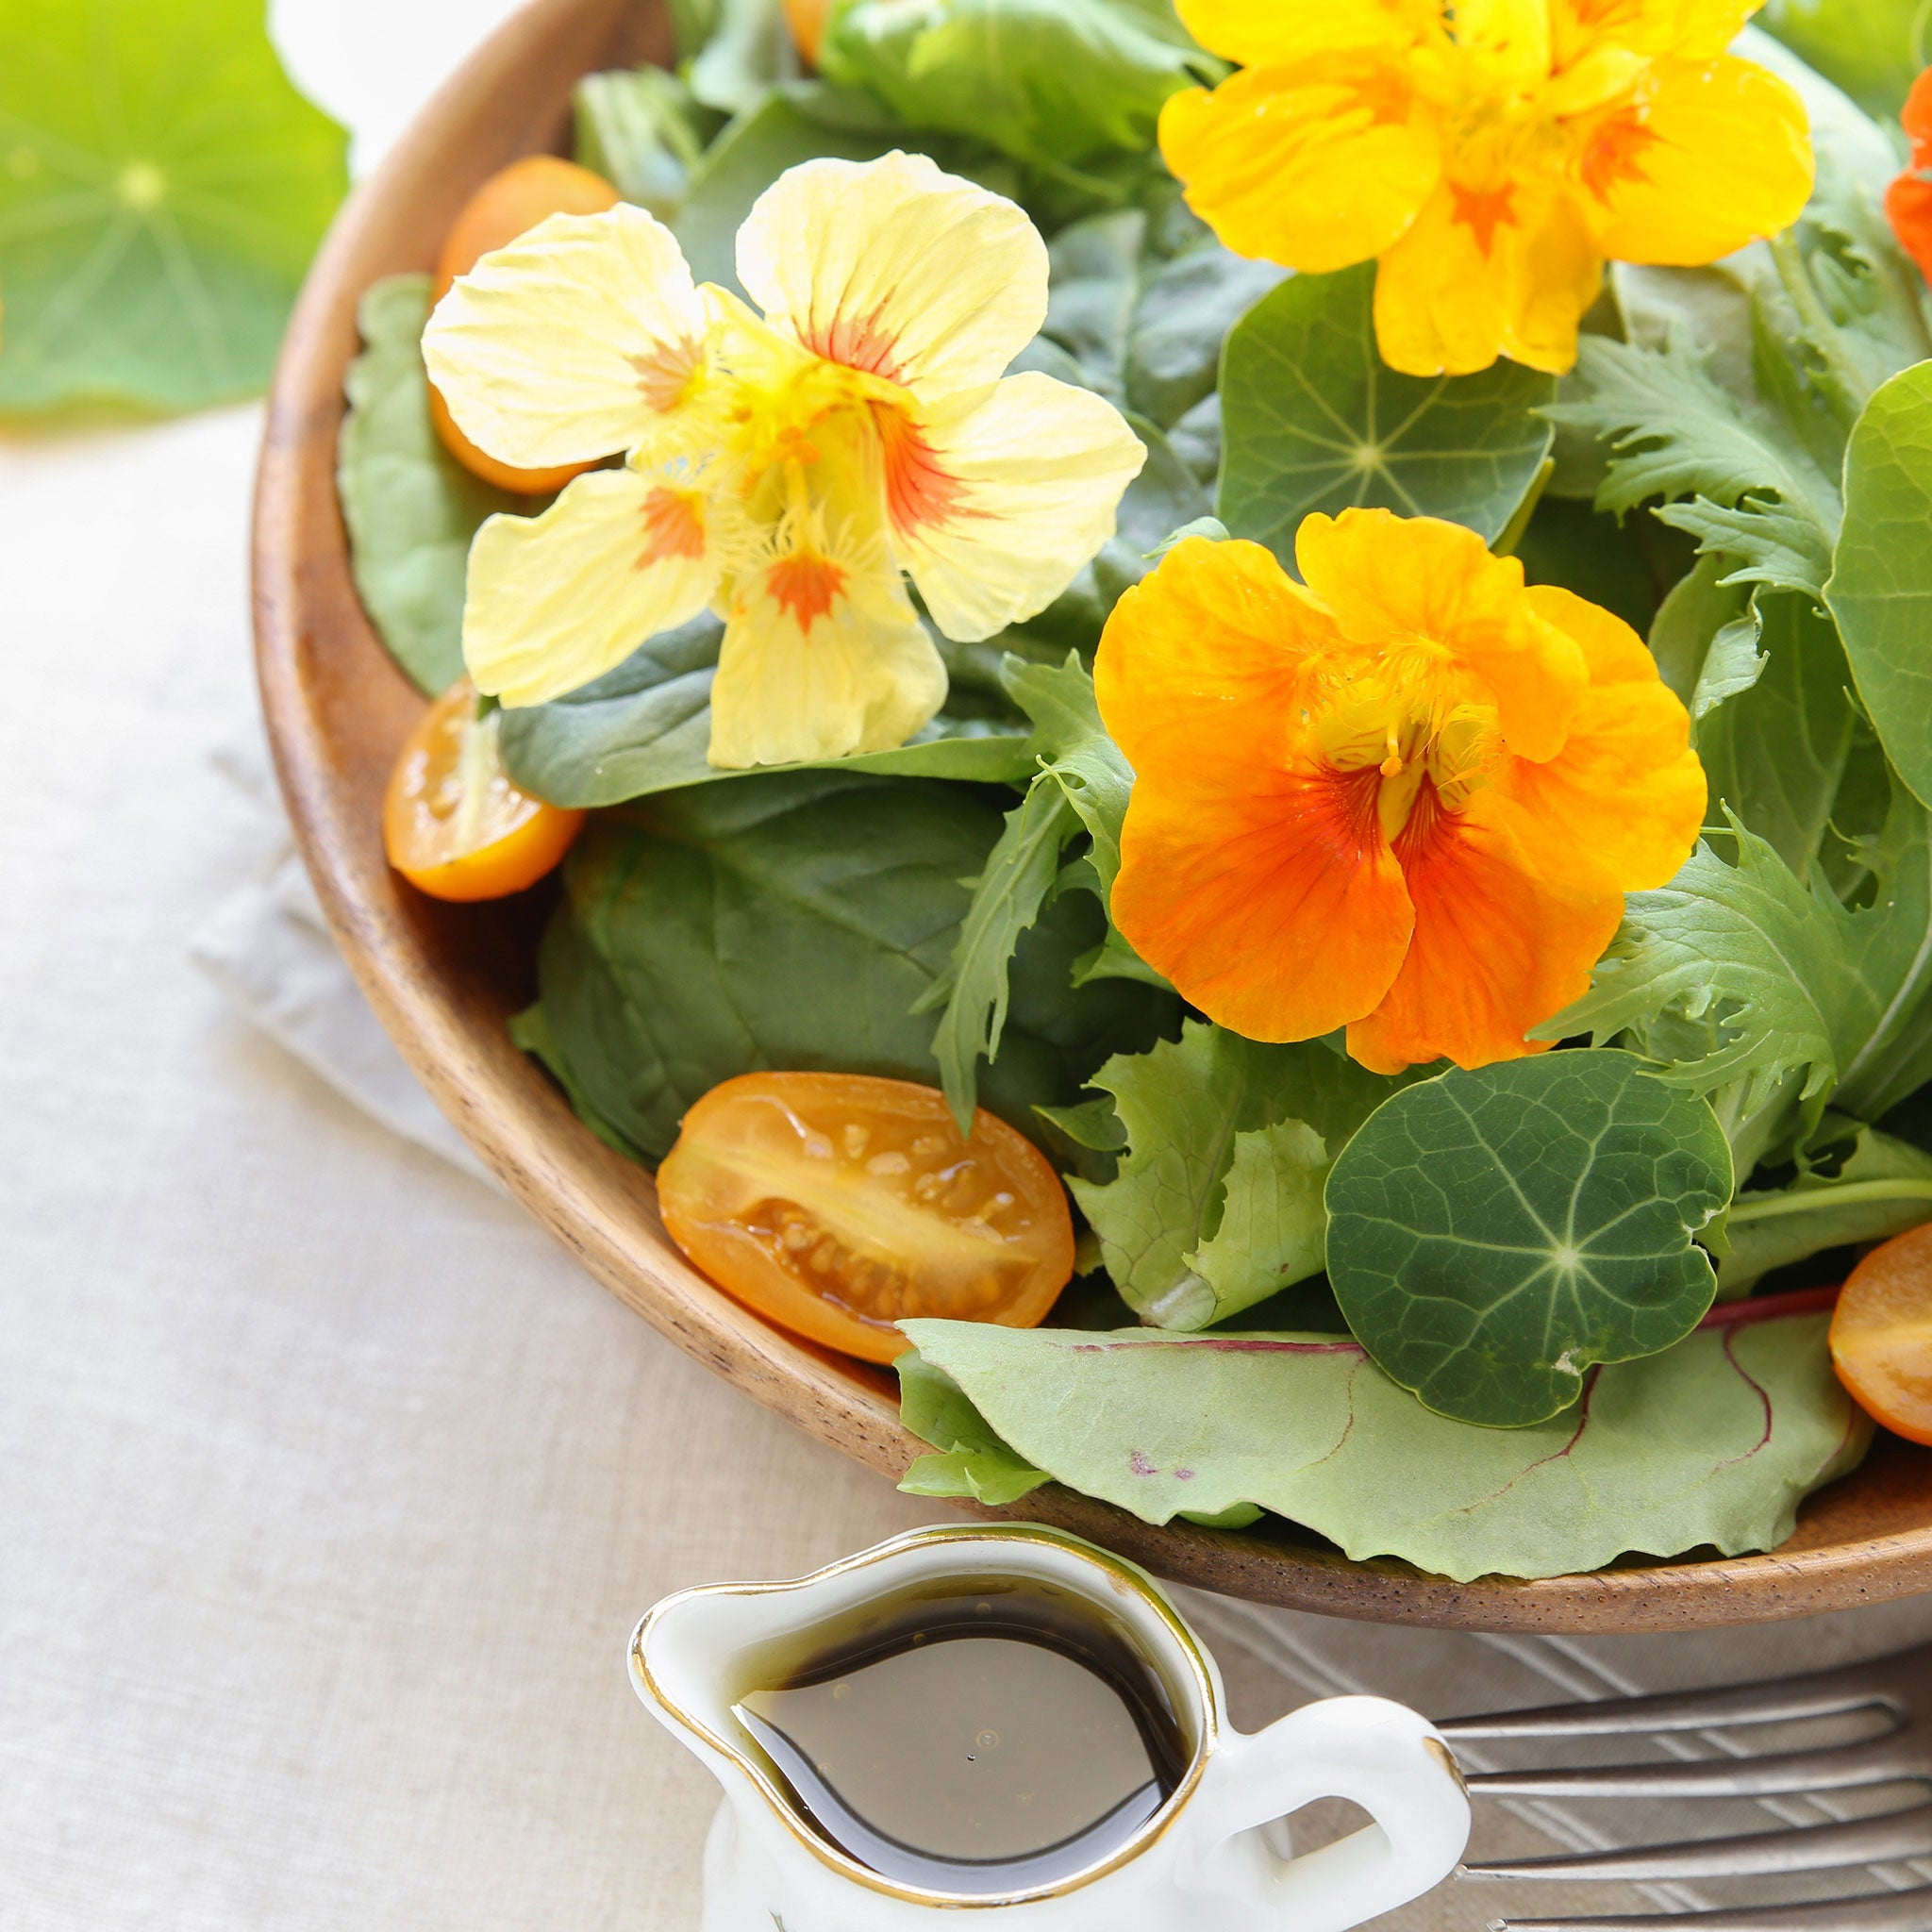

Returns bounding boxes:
[461,468,723,708]
[708,558,946,769]
[424,206,710,471]
[1455,0,1553,89]
[1344,788,1626,1073]
[1584,55,1814,264]
[1098,513,1703,1072]
[1175,0,1440,65]
[736,152,1048,400]
[1499,587,1706,890]
[1886,67,1932,279]
[1551,0,1755,64]
[1158,58,1441,273]
[889,371,1149,642]
[1294,509,1587,762]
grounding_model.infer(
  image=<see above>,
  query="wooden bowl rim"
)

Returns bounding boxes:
[250,0,1932,1632]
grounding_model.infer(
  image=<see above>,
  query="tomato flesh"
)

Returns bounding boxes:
[383,680,585,902]
[782,0,829,63]
[429,155,621,496]
[1830,1223,1932,1443]
[657,1073,1075,1363]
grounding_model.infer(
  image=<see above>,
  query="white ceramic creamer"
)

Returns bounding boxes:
[631,1524,1470,1930]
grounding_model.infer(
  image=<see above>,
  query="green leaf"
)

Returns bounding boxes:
[1826,363,1932,813]
[523,769,1173,1159]
[1546,333,1841,598]
[574,64,722,219]
[687,0,797,115]
[897,1298,1870,1581]
[1069,1020,1418,1330]
[0,0,348,414]
[1217,263,1557,557]
[1719,1123,1932,1295]
[1759,0,1928,121]
[338,275,527,695]
[820,0,1215,173]
[1039,203,1283,429]
[897,1354,1053,1505]
[496,616,1036,807]
[1647,551,1750,709]
[1512,493,1692,639]
[1324,1052,1732,1428]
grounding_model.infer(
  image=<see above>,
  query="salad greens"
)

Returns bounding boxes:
[335,0,1932,1581]
[0,0,347,415]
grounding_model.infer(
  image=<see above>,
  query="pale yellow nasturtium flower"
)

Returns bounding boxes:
[1159,0,1816,377]
[422,152,1147,767]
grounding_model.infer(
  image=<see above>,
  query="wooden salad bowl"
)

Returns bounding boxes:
[253,0,1932,1631]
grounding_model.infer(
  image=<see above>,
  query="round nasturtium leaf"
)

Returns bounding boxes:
[0,0,349,415]
[1324,1051,1733,1428]
[1216,261,1557,558]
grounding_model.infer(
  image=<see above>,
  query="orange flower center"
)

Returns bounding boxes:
[767,548,847,634]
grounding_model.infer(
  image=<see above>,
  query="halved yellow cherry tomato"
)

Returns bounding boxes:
[782,0,829,63]
[1830,1224,1932,1443]
[658,1073,1076,1363]
[428,155,621,496]
[383,679,585,902]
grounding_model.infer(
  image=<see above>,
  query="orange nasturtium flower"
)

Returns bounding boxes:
[1886,67,1932,282]
[1095,511,1706,1074]
[1158,0,1815,376]
[423,153,1144,767]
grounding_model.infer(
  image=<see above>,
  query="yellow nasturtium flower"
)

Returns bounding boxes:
[423,153,1146,767]
[1095,510,1706,1073]
[1159,0,1815,376]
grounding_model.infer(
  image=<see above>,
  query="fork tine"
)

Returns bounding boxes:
[1464,1803,1932,1880]
[1466,1732,1924,1799]
[1487,1886,1932,1932]
[1442,1655,1909,1740]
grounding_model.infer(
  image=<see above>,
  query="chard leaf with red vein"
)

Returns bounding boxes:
[896,1294,1869,1582]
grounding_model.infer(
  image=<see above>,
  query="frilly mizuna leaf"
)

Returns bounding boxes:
[1324,1052,1732,1427]
[339,275,526,696]
[1070,1021,1419,1330]
[0,0,348,415]
[1218,263,1557,557]
[897,1293,1869,1582]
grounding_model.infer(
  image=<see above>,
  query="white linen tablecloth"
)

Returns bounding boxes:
[5,8,1931,1928]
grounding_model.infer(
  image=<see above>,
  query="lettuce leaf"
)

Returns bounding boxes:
[896,1296,1870,1582]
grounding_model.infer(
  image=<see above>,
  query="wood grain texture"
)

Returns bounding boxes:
[252,0,1932,1631]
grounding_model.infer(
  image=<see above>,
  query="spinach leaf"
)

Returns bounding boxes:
[1826,363,1932,813]
[525,770,1172,1159]
[898,1297,1869,1581]
[1073,1021,1420,1331]
[1218,264,1557,557]
[1324,1052,1732,1427]
[495,615,1036,808]
[820,0,1216,174]
[339,275,527,695]
[0,0,348,414]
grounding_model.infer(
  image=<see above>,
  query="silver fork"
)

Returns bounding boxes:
[1438,1641,1932,1931]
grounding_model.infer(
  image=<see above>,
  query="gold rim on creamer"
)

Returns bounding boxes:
[630,1522,1222,1908]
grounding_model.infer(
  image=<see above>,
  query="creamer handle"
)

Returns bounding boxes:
[1186,1696,1470,1932]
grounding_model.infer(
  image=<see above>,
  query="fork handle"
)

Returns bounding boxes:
[1181,1696,1471,1932]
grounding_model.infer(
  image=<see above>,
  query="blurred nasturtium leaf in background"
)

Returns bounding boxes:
[1757,0,1927,119]
[0,0,348,415]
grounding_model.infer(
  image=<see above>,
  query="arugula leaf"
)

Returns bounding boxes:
[1326,1052,1731,1428]
[897,1298,1870,1582]
[1070,1021,1418,1330]
[1546,333,1842,599]
[338,275,526,695]
[1218,264,1557,557]
[1039,202,1284,429]
[0,0,348,414]
[525,770,1172,1158]
[820,0,1215,174]
[496,614,1035,808]
[1719,1123,1932,1294]
[574,65,722,219]
[1826,363,1932,814]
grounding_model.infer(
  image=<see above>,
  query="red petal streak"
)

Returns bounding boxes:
[803,307,905,383]
[767,551,847,634]
[639,486,707,566]
[629,334,704,413]
[1450,181,1519,256]
[874,403,971,539]
[1580,109,1660,205]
